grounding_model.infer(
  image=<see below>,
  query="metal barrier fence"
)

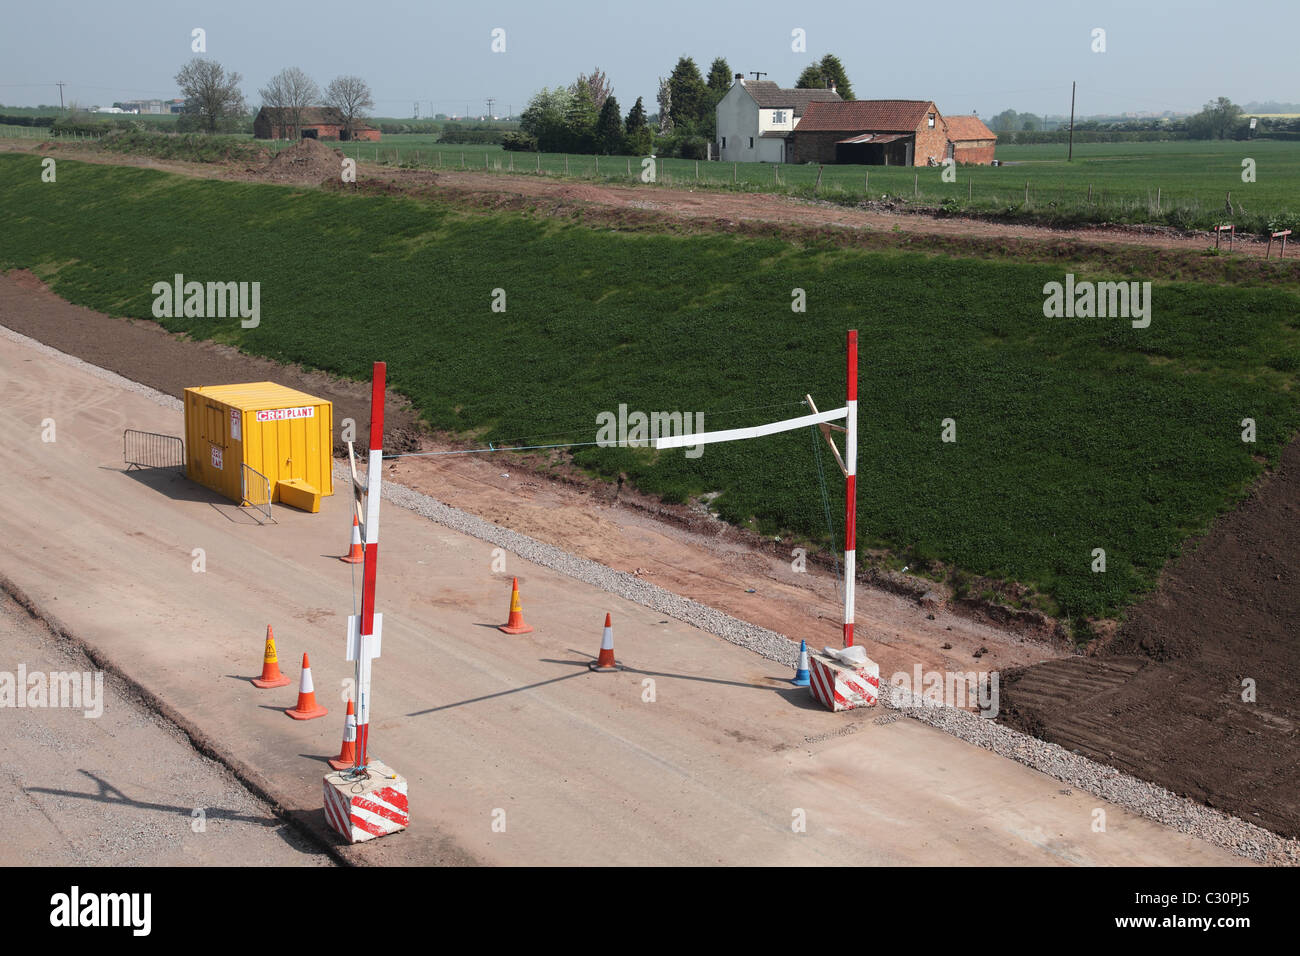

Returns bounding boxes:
[241,463,274,523]
[123,429,185,471]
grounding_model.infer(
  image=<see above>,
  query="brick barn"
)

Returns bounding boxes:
[253,106,381,142]
[789,100,995,166]
[944,115,998,164]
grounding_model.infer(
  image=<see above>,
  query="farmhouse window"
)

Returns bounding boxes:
[774,110,786,123]
[928,113,936,128]
[749,137,754,148]
[722,136,726,148]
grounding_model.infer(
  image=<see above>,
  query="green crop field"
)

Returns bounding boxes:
[3,154,1299,628]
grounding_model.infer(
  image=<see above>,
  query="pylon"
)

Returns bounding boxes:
[328,697,357,770]
[792,639,811,686]
[251,625,292,688]
[340,515,363,564]
[588,613,623,672]
[286,652,328,720]
[497,577,533,634]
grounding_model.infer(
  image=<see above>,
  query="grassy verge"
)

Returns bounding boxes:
[3,154,1299,626]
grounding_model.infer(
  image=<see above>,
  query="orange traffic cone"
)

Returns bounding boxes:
[286,653,328,720]
[497,577,533,634]
[327,697,357,770]
[251,625,292,688]
[340,515,363,564]
[588,613,623,672]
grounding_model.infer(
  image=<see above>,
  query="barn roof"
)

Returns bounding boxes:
[258,106,346,126]
[741,81,842,116]
[797,100,936,132]
[945,115,997,141]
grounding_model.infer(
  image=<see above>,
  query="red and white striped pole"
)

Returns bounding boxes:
[843,330,858,647]
[354,361,386,770]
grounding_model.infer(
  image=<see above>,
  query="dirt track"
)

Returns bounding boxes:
[3,138,1289,264]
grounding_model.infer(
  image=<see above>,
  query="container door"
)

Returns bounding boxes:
[202,403,230,498]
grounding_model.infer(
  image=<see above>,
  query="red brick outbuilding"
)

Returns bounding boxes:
[944,115,998,164]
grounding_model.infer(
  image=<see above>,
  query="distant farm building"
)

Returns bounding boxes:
[253,106,381,142]
[716,74,842,163]
[787,100,997,166]
[944,115,998,164]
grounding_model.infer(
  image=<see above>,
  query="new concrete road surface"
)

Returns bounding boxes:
[0,328,1244,866]
[0,592,330,866]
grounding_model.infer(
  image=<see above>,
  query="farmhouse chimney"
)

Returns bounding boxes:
[830,81,837,94]
[735,73,745,86]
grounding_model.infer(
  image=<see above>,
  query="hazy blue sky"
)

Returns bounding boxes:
[2,0,1295,118]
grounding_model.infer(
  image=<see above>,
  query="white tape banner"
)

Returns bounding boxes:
[651,407,847,450]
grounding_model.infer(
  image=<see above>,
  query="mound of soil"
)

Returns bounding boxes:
[259,138,346,185]
[998,440,1300,838]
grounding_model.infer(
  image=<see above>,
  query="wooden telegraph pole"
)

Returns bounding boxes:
[1068,81,1077,162]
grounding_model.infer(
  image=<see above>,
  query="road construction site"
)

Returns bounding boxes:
[3,318,1292,865]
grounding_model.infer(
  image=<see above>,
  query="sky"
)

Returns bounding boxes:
[1,0,1296,119]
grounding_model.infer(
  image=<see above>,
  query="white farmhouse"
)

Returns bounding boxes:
[716,74,843,163]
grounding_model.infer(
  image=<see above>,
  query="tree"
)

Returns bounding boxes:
[795,54,854,100]
[564,80,599,152]
[258,66,319,139]
[990,109,1019,132]
[656,77,673,134]
[624,96,652,155]
[1188,96,1244,139]
[520,87,574,152]
[174,58,247,133]
[706,57,733,93]
[572,68,612,111]
[593,94,624,154]
[324,75,374,140]
[667,56,708,130]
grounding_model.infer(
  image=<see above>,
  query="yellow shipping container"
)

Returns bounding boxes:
[184,382,334,512]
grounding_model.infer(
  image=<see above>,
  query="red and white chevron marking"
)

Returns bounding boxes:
[808,653,880,712]
[323,773,409,843]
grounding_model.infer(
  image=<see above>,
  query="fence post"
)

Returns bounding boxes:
[565,155,569,175]
[695,160,699,180]
[1025,182,1029,204]
[815,165,823,191]
[914,172,918,198]
[461,152,465,168]
[595,155,599,175]
[733,162,737,183]
[968,178,972,201]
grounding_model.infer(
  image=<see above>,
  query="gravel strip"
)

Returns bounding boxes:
[9,322,1293,866]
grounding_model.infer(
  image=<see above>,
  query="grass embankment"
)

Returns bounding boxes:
[2,154,1298,628]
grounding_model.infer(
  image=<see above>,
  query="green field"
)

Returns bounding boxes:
[3,154,1298,628]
